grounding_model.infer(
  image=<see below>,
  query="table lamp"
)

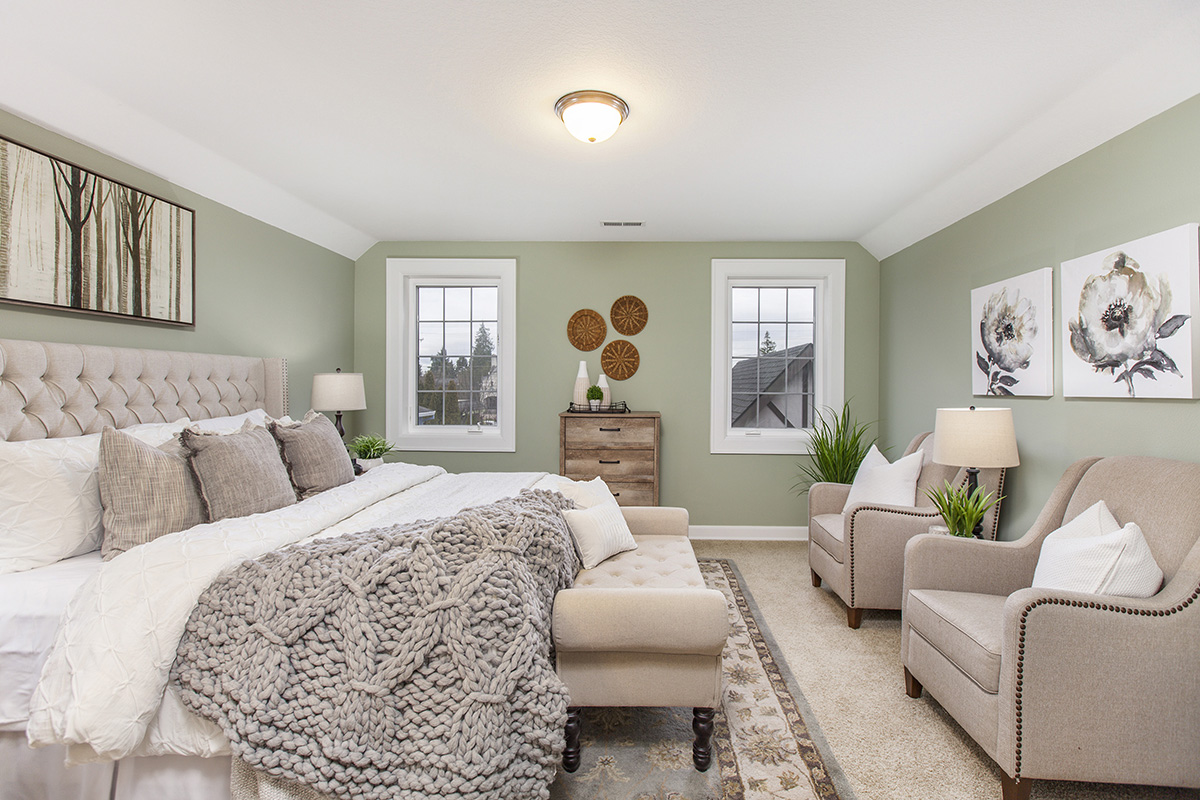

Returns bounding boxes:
[311,368,366,438]
[931,406,1020,537]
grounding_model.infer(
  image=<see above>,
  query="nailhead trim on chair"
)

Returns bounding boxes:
[1011,579,1200,779]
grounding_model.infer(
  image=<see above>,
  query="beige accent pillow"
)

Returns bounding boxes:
[98,427,206,560]
[269,410,355,499]
[842,445,924,511]
[554,476,621,510]
[562,502,638,570]
[180,420,297,522]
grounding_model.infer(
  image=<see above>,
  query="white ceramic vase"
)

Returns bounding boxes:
[598,373,611,410]
[573,361,590,407]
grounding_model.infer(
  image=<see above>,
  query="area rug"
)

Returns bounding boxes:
[550,559,854,800]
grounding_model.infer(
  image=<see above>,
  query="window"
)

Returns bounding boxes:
[710,259,845,454]
[386,258,516,452]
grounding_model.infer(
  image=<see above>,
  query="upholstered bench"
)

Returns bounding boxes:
[552,506,730,771]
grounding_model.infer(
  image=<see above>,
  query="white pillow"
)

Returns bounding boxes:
[554,476,621,510]
[187,408,274,433]
[562,502,637,570]
[0,420,191,575]
[842,445,924,511]
[1032,500,1163,598]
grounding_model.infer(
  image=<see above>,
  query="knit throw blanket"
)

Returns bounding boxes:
[171,489,580,800]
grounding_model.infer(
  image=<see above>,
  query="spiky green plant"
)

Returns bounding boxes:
[348,434,395,459]
[792,402,877,494]
[923,480,1002,537]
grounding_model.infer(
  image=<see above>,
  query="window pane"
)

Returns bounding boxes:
[444,287,472,320]
[758,357,787,392]
[416,392,441,425]
[471,356,495,391]
[731,393,757,427]
[788,287,814,322]
[418,287,443,321]
[472,286,498,321]
[786,356,814,395]
[417,356,440,386]
[731,287,758,322]
[731,323,758,358]
[760,288,787,321]
[759,323,785,355]
[786,323,813,352]
[418,322,444,356]
[472,321,497,356]
[444,322,472,356]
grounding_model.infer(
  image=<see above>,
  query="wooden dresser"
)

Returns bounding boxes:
[559,411,660,506]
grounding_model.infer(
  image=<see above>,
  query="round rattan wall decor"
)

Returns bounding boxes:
[610,294,648,336]
[567,309,606,351]
[601,339,640,381]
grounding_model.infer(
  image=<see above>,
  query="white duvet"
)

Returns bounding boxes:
[27,464,560,765]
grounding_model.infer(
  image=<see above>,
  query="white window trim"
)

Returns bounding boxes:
[710,258,845,454]
[386,258,517,452]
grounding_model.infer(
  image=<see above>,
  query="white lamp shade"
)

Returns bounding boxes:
[311,372,366,412]
[932,407,1019,468]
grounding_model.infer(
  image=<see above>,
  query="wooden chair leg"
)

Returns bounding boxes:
[562,707,582,773]
[810,569,821,587]
[692,707,715,771]
[846,607,863,629]
[904,667,923,698]
[1000,771,1032,800]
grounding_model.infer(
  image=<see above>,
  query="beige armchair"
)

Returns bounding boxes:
[901,456,1200,800]
[808,432,1006,627]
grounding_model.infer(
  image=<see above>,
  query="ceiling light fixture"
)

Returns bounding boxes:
[554,90,629,144]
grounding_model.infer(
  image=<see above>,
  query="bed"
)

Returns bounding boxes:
[0,338,580,800]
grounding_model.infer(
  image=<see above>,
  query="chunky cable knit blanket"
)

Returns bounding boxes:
[171,489,580,800]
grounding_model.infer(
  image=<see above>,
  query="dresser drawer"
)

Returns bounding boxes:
[563,417,656,449]
[563,449,656,481]
[603,482,656,507]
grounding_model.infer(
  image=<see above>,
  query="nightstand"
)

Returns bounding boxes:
[559,411,660,506]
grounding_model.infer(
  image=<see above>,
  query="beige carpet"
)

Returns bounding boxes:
[690,540,1199,800]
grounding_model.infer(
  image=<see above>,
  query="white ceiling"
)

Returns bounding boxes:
[3,1,1199,261]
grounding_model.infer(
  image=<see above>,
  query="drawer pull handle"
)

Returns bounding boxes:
[599,427,621,432]
[599,459,621,464]
[612,492,620,497]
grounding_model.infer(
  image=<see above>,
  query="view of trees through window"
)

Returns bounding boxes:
[415,286,498,426]
[729,286,816,429]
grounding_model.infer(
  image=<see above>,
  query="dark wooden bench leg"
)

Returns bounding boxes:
[904,667,923,698]
[1000,772,1032,800]
[692,707,715,771]
[810,569,821,587]
[847,607,863,629]
[563,707,582,773]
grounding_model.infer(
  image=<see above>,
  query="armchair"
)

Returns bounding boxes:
[808,431,1006,627]
[901,456,1200,800]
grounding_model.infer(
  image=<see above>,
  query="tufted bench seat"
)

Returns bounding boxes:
[552,506,730,772]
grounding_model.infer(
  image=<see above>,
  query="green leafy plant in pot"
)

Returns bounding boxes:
[923,480,1001,538]
[586,384,603,411]
[793,401,877,494]
[348,434,395,473]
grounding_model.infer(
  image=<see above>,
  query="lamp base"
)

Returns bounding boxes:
[967,467,983,539]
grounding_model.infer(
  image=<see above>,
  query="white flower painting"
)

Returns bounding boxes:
[971,268,1053,396]
[1061,223,1199,398]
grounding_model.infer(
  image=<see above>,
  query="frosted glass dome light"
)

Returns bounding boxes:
[555,91,629,144]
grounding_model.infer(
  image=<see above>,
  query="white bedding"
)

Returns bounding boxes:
[26,463,557,766]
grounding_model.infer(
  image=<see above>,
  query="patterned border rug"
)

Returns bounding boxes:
[551,559,854,800]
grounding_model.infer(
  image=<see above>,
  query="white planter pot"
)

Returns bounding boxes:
[588,400,600,410]
[358,457,384,472]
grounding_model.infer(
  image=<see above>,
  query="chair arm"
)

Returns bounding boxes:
[620,506,689,537]
[808,482,851,519]
[902,534,1041,597]
[842,504,945,609]
[552,587,730,655]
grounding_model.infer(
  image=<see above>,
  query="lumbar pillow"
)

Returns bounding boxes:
[562,502,637,570]
[1032,500,1163,597]
[98,427,206,560]
[554,476,621,510]
[842,445,924,511]
[180,420,298,522]
[269,410,355,499]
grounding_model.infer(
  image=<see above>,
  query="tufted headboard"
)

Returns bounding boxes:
[0,339,288,442]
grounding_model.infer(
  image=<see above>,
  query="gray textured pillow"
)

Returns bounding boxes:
[98,427,206,560]
[180,421,297,522]
[269,410,355,499]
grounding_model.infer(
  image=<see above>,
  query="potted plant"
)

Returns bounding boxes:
[586,384,603,411]
[923,480,1002,537]
[348,434,395,472]
[793,401,877,494]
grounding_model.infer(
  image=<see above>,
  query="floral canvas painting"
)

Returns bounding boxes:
[1060,223,1199,398]
[972,267,1053,396]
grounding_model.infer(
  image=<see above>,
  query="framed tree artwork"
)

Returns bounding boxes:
[0,135,195,326]
[971,267,1053,396]
[1060,223,1199,398]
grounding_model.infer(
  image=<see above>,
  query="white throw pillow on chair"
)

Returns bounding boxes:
[562,502,637,570]
[842,445,924,511]
[1032,500,1163,598]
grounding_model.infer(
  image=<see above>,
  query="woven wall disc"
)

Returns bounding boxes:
[567,309,606,351]
[601,339,640,381]
[610,294,648,336]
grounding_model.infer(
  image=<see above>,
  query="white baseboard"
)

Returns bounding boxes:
[689,525,807,541]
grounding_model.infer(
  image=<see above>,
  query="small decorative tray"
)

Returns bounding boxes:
[566,401,629,413]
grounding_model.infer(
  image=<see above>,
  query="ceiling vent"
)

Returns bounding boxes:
[601,221,645,227]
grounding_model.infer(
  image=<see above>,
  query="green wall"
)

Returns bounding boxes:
[355,241,880,526]
[0,110,355,413]
[880,93,1200,539]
